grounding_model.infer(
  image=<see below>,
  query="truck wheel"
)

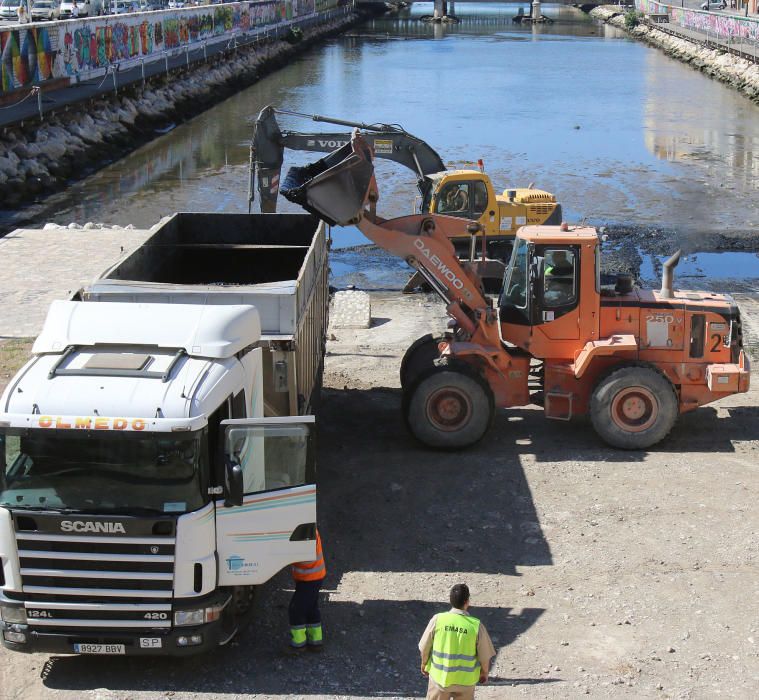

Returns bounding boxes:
[400,334,444,389]
[590,365,678,449]
[220,585,259,645]
[403,365,494,449]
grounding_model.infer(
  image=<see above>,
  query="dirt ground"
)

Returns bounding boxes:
[1,291,758,700]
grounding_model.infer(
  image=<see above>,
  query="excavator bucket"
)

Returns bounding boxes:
[281,134,375,226]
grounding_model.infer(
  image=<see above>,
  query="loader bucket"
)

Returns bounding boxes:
[281,135,375,226]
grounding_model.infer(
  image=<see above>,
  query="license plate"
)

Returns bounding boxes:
[139,638,162,649]
[73,643,125,655]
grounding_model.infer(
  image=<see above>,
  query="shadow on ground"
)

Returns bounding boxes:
[39,599,550,696]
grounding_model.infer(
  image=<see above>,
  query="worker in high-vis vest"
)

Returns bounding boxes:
[418,583,496,700]
[288,529,326,651]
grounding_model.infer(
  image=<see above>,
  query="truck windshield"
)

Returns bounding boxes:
[0,429,207,514]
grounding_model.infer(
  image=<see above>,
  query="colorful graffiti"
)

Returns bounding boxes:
[2,0,345,96]
[636,1,759,42]
[1,27,56,92]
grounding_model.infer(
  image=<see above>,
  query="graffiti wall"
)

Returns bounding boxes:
[636,0,759,42]
[1,0,344,95]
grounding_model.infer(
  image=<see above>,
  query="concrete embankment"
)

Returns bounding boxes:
[0,10,368,215]
[590,7,759,104]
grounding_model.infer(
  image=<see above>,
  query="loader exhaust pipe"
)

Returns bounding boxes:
[659,249,681,299]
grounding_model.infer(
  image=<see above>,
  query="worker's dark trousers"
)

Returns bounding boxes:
[289,579,323,647]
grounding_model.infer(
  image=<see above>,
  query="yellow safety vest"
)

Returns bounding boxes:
[426,612,481,687]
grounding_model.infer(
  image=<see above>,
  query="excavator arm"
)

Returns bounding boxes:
[249,105,446,213]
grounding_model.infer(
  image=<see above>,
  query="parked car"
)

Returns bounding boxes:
[167,0,185,7]
[0,0,23,21]
[110,0,129,12]
[59,0,102,17]
[30,0,60,20]
[700,0,726,9]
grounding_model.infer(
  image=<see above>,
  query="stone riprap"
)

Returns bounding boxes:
[0,224,154,338]
[0,10,362,215]
[591,7,759,104]
[330,290,372,329]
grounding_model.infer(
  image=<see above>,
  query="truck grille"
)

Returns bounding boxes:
[12,514,175,630]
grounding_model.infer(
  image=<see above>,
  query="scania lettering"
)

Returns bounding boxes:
[60,521,127,534]
[0,213,329,656]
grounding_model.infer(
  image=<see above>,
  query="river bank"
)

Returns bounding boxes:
[590,6,759,104]
[0,8,372,219]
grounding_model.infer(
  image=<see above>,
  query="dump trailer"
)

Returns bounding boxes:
[281,133,750,450]
[0,213,329,656]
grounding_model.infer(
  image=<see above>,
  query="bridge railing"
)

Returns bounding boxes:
[635,0,759,60]
[0,0,348,99]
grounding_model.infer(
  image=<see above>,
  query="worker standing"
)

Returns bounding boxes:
[419,583,496,700]
[288,529,326,651]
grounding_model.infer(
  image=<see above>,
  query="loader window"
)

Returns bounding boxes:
[471,181,489,217]
[543,249,577,308]
[500,238,529,310]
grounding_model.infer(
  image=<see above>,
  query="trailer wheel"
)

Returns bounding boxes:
[590,365,678,449]
[403,364,494,449]
[400,334,445,389]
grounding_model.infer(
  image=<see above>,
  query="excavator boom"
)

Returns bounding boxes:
[249,105,446,213]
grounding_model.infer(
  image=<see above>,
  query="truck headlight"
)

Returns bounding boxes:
[0,606,26,625]
[174,609,204,627]
[174,602,227,627]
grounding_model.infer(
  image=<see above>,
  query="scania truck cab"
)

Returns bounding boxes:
[0,300,317,656]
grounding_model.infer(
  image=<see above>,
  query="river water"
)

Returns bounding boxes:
[9,4,759,284]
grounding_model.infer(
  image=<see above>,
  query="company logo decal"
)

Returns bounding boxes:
[413,238,473,301]
[37,416,147,431]
[225,554,259,574]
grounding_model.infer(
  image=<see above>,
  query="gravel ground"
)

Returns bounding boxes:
[2,291,758,700]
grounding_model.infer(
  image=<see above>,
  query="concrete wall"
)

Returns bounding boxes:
[636,0,759,42]
[0,0,345,96]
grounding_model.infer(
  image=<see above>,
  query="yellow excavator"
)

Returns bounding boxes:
[248,106,561,271]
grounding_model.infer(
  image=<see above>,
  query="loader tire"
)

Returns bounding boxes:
[590,365,678,450]
[400,334,445,389]
[403,364,494,450]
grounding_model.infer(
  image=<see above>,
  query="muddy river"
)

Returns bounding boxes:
[9,3,759,286]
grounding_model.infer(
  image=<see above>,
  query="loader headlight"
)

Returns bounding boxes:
[0,606,26,625]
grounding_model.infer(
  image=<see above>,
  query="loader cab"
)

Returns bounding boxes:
[499,226,601,359]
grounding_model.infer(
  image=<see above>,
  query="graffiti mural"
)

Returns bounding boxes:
[2,0,344,96]
[1,27,57,92]
[636,1,759,42]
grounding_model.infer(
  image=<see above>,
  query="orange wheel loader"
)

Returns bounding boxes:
[282,132,751,450]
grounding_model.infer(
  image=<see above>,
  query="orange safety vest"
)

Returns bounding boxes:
[291,531,326,582]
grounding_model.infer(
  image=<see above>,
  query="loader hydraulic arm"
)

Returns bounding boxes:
[280,132,505,350]
[249,105,446,213]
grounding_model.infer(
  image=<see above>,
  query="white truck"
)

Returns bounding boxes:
[0,212,329,656]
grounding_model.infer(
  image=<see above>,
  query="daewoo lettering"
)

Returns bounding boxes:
[60,521,127,534]
[413,239,473,300]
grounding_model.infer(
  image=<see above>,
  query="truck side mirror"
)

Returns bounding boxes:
[224,458,244,508]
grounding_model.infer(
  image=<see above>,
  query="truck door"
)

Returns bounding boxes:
[216,416,317,586]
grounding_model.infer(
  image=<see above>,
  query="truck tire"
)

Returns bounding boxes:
[590,365,678,450]
[403,364,494,449]
[220,585,260,645]
[400,334,444,389]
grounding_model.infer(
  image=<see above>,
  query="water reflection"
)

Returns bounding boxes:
[7,2,759,248]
